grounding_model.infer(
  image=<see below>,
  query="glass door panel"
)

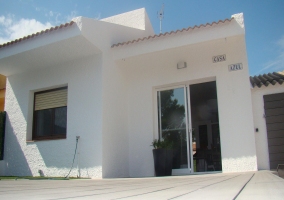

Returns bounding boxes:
[189,81,222,172]
[158,87,189,171]
[156,81,222,174]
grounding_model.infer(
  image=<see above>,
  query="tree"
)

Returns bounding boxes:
[159,89,187,168]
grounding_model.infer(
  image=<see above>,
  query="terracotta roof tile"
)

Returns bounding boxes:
[111,18,233,48]
[0,21,74,49]
[250,72,284,88]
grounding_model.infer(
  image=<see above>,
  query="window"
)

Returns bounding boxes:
[33,87,67,140]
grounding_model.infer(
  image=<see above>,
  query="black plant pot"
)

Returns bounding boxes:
[153,149,173,176]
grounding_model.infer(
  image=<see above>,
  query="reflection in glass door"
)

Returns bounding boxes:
[157,87,190,174]
[157,81,222,174]
[190,81,222,172]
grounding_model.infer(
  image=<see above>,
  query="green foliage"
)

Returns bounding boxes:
[151,139,173,149]
[0,111,6,160]
[160,90,185,131]
[158,89,186,150]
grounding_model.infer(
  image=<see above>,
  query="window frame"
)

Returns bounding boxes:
[32,86,68,140]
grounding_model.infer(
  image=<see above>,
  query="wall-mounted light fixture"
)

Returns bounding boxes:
[177,61,187,69]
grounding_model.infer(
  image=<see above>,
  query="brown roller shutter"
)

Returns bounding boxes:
[35,87,67,111]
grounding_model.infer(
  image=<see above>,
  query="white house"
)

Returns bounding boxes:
[0,8,282,179]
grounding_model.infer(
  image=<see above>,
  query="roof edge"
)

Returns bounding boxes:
[231,13,244,28]
[0,21,75,49]
[250,71,284,88]
[111,17,234,48]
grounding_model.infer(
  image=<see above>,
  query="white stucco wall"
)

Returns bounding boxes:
[0,8,155,179]
[2,55,103,178]
[101,8,154,34]
[114,34,257,177]
[78,17,153,179]
[251,84,284,170]
[100,52,130,178]
[78,11,155,178]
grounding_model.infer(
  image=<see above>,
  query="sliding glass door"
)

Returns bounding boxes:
[157,81,222,175]
[157,86,191,174]
[189,82,222,173]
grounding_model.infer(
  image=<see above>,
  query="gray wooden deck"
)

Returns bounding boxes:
[0,170,283,199]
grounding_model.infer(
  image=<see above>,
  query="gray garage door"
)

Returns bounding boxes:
[264,92,284,169]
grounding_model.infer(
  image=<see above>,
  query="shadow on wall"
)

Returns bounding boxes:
[29,139,73,168]
[4,114,32,176]
[34,136,100,177]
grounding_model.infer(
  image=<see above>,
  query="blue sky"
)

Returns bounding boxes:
[0,0,283,75]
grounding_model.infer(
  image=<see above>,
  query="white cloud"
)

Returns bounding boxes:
[66,11,78,21]
[0,8,80,45]
[34,5,62,23]
[259,35,284,74]
[55,13,62,24]
[34,5,76,24]
[0,15,53,45]
[0,15,12,27]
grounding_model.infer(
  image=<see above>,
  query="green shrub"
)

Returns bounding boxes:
[151,138,173,149]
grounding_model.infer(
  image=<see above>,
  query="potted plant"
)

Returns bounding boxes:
[151,139,173,176]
